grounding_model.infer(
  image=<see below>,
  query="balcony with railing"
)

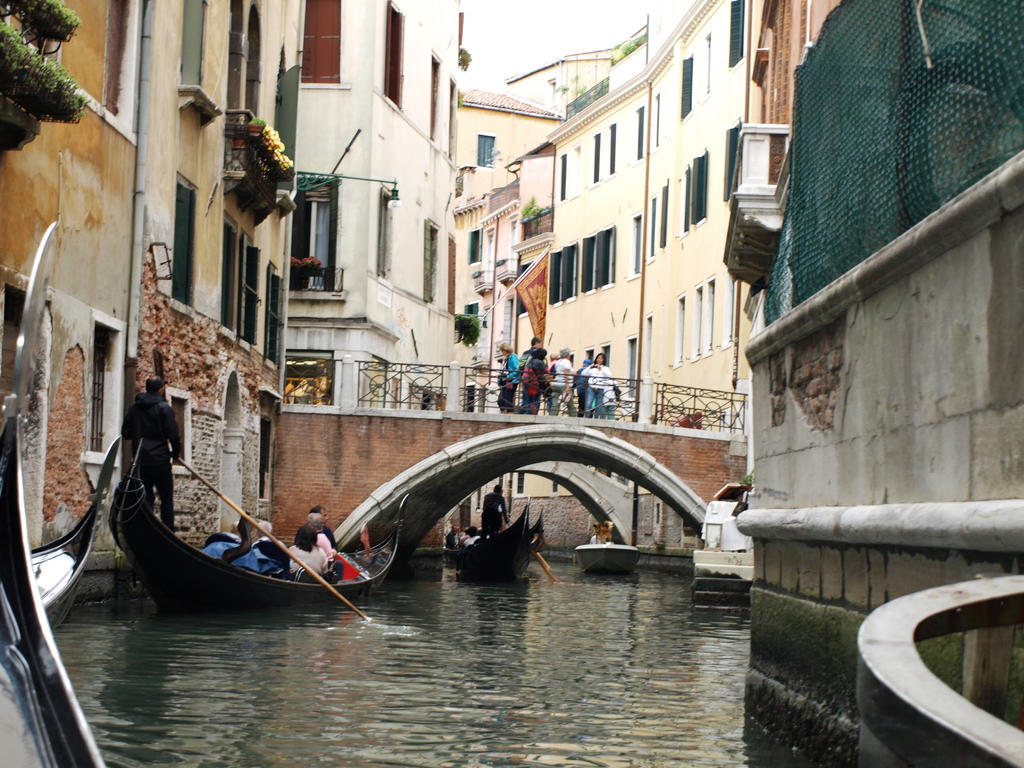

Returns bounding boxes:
[290,265,344,293]
[223,110,295,225]
[565,77,609,120]
[723,124,790,285]
[495,257,517,283]
[472,267,493,294]
[521,208,553,241]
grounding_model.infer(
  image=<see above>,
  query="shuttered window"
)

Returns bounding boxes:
[609,124,617,175]
[559,153,568,201]
[596,226,615,287]
[221,220,238,328]
[180,0,204,85]
[683,166,691,233]
[548,250,562,305]
[593,133,602,183]
[681,57,693,119]
[264,265,281,363]
[242,245,260,344]
[636,106,645,160]
[581,236,595,292]
[660,184,669,248]
[692,152,709,224]
[724,123,741,201]
[729,0,745,68]
[302,0,341,83]
[172,182,195,305]
[561,243,577,300]
[468,228,481,263]
[384,2,403,105]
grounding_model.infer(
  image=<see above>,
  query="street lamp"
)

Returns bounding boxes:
[296,171,400,206]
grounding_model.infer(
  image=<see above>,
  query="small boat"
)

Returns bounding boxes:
[0,222,106,766]
[455,507,540,581]
[574,542,640,573]
[31,437,120,627]
[109,474,400,611]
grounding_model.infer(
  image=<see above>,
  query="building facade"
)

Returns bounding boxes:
[285,0,461,412]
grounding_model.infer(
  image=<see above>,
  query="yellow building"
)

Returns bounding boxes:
[453,90,559,371]
[528,0,754,404]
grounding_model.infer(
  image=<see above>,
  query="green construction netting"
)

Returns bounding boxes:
[765,0,1024,323]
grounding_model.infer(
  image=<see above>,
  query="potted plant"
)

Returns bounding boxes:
[7,0,81,43]
[0,23,86,122]
[291,255,322,275]
[454,314,481,347]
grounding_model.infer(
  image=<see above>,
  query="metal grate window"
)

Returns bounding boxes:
[89,326,110,451]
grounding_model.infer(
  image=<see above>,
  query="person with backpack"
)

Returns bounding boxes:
[496,342,519,413]
[518,347,548,415]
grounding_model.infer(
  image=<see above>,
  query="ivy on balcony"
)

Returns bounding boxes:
[0,4,86,134]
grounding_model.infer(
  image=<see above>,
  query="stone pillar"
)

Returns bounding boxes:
[447,361,461,413]
[339,354,356,410]
[638,375,654,423]
[220,427,244,530]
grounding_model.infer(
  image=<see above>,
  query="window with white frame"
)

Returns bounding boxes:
[477,133,496,167]
[631,213,643,275]
[722,276,736,347]
[593,132,602,183]
[693,286,703,359]
[559,152,568,201]
[705,33,713,96]
[608,123,618,175]
[503,299,513,339]
[704,278,716,353]
[636,106,645,160]
[654,93,661,147]
[627,336,638,383]
[571,144,582,197]
[644,314,653,376]
[675,296,686,364]
[649,195,658,258]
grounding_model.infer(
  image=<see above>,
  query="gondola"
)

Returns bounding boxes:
[455,507,541,581]
[109,474,399,611]
[0,222,106,767]
[31,437,120,627]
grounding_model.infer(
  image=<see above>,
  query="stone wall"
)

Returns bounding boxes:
[740,153,1024,765]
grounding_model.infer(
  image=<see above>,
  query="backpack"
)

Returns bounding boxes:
[522,357,545,396]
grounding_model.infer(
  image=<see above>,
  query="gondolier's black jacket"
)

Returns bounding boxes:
[121,392,182,466]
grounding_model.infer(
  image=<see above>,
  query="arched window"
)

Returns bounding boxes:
[227,0,244,108]
[245,8,261,114]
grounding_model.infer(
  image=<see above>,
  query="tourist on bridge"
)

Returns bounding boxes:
[583,353,616,419]
[547,348,576,416]
[519,347,549,415]
[481,484,507,537]
[496,342,519,413]
[121,377,182,530]
[575,358,592,418]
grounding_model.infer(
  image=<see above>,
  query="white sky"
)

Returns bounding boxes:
[457,0,653,92]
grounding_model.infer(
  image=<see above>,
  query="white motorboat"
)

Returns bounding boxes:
[574,542,640,573]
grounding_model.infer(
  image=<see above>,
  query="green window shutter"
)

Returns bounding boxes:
[275,65,301,191]
[729,0,745,68]
[563,244,577,299]
[660,184,669,248]
[468,229,479,263]
[242,245,260,343]
[180,0,204,85]
[581,237,595,292]
[696,151,709,222]
[684,167,691,232]
[593,133,602,183]
[609,124,617,175]
[681,57,693,118]
[265,264,281,362]
[221,222,234,326]
[549,250,562,304]
[172,184,194,305]
[725,124,741,201]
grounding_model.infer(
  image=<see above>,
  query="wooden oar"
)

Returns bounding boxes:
[176,459,370,621]
[531,551,558,583]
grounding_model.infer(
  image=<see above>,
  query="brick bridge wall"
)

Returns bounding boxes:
[272,409,747,543]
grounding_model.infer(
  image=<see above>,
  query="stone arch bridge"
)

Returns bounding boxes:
[272,408,747,556]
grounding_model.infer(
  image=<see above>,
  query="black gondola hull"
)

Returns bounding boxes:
[455,510,538,581]
[112,492,397,611]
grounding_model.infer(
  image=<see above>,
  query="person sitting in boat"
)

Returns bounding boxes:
[481,485,507,538]
[299,510,335,562]
[444,525,459,550]
[252,521,291,574]
[461,526,480,549]
[307,505,336,550]
[287,523,331,577]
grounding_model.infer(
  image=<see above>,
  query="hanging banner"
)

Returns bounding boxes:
[515,249,549,342]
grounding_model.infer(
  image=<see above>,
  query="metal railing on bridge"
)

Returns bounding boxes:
[295,358,747,436]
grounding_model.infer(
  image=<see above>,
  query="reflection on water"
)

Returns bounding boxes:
[56,568,811,767]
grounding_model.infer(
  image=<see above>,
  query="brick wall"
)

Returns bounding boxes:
[43,346,92,523]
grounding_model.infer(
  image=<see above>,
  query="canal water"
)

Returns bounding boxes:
[55,566,812,768]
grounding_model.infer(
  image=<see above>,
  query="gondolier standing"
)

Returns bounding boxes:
[481,484,507,537]
[121,377,182,530]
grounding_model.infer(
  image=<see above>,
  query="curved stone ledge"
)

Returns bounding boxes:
[737,500,1024,552]
[747,148,1024,366]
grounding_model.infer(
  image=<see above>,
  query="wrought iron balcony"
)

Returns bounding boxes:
[565,77,609,119]
[290,266,343,293]
[223,110,295,225]
[472,267,493,294]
